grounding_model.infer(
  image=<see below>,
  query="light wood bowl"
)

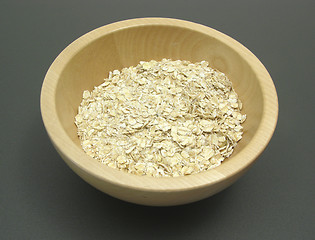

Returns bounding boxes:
[40,18,278,206]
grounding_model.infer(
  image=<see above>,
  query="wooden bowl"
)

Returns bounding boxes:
[40,18,278,206]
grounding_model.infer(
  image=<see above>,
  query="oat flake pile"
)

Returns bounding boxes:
[75,59,246,177]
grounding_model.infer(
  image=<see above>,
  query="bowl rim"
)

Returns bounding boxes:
[40,17,278,192]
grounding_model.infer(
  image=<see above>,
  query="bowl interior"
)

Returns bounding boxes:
[55,24,263,164]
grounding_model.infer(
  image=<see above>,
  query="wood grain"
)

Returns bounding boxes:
[41,18,278,206]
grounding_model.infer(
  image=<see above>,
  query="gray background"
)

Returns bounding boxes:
[1,0,314,239]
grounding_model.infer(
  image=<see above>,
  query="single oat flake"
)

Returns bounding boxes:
[75,59,246,177]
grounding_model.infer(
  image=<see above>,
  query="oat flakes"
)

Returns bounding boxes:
[75,59,246,177]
